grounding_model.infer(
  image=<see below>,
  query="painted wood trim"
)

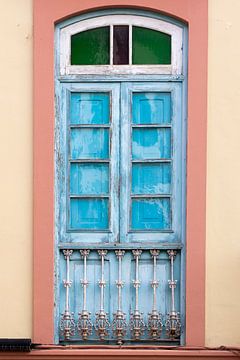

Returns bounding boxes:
[34,1,208,347]
[60,15,183,75]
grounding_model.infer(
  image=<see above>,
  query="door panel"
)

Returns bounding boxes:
[132,92,171,124]
[69,198,109,230]
[132,128,172,159]
[70,163,109,195]
[70,128,109,159]
[132,163,171,194]
[70,92,110,125]
[131,197,171,230]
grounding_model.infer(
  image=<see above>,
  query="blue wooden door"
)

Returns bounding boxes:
[58,81,184,344]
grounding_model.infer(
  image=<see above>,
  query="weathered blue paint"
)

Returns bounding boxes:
[57,82,120,243]
[70,198,109,229]
[70,128,109,159]
[70,92,110,124]
[132,128,171,159]
[56,81,185,344]
[132,163,171,194]
[132,198,171,230]
[69,92,111,231]
[70,163,109,195]
[120,82,182,243]
[132,92,171,124]
[131,89,172,231]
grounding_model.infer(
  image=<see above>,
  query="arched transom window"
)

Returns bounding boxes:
[60,15,183,75]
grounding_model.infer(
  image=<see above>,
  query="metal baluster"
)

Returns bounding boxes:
[95,250,110,340]
[77,249,92,340]
[148,250,163,339]
[112,250,127,345]
[130,249,145,340]
[165,250,181,339]
[60,250,75,340]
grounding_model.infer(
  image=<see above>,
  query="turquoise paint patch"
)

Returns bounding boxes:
[70,163,109,195]
[132,128,171,159]
[132,163,171,194]
[132,92,171,124]
[70,93,110,124]
[131,198,171,230]
[70,128,109,159]
[70,198,109,230]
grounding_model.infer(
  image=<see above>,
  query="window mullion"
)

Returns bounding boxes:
[110,25,113,65]
[129,25,132,65]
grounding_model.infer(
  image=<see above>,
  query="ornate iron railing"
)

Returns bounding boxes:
[59,248,181,344]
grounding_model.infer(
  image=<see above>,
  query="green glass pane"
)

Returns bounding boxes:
[71,27,110,65]
[132,26,171,65]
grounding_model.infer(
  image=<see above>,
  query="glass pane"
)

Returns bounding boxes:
[70,93,110,124]
[70,128,109,159]
[70,163,109,195]
[132,163,171,194]
[113,25,129,65]
[70,198,108,229]
[132,26,171,64]
[71,27,110,65]
[132,128,171,159]
[133,92,171,124]
[131,198,171,230]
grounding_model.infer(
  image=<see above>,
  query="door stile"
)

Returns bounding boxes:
[120,82,132,243]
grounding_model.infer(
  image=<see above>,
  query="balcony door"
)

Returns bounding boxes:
[57,81,184,344]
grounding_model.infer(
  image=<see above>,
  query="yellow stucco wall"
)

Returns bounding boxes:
[0,0,33,337]
[206,0,240,347]
[0,0,239,346]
